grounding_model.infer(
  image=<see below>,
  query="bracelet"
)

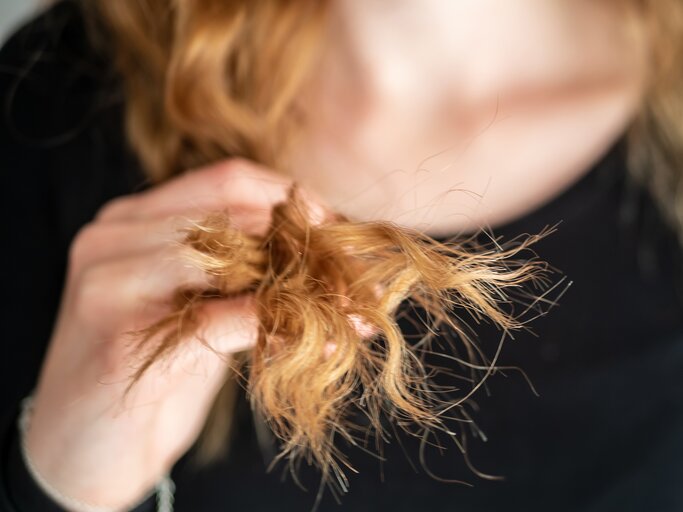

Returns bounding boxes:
[17,396,175,512]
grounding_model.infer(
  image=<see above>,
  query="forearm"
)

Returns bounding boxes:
[0,403,158,512]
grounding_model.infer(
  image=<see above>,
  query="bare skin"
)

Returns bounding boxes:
[287,0,648,236]
[25,0,649,509]
[27,160,304,509]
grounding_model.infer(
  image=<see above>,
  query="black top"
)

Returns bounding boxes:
[1,2,682,511]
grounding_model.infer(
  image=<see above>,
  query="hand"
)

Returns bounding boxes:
[25,159,298,510]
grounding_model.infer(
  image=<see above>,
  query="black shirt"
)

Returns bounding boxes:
[1,2,682,511]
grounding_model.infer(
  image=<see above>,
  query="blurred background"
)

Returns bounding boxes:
[1,0,39,43]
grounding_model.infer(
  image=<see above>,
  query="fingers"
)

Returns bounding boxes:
[67,157,337,358]
[71,246,215,321]
[71,205,274,271]
[70,218,191,271]
[74,157,335,282]
[196,295,260,355]
[145,296,259,385]
[97,159,293,223]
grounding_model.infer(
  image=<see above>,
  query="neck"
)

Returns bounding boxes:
[287,0,648,235]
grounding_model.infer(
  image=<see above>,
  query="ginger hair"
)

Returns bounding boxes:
[131,189,551,486]
[79,0,683,485]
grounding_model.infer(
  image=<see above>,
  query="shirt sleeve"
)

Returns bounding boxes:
[0,2,152,509]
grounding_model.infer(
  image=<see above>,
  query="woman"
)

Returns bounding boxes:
[1,0,681,511]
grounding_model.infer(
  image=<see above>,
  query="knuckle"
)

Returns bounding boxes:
[96,195,136,222]
[70,263,118,319]
[215,157,250,176]
[213,159,248,184]
[215,165,249,198]
[68,223,100,271]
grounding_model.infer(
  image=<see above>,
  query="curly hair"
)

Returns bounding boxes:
[80,0,683,486]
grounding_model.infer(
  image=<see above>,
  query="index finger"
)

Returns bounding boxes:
[97,158,293,223]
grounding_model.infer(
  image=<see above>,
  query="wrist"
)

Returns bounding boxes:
[18,396,174,512]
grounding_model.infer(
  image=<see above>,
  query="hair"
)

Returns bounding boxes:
[625,1,683,240]
[130,187,553,485]
[80,0,683,488]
